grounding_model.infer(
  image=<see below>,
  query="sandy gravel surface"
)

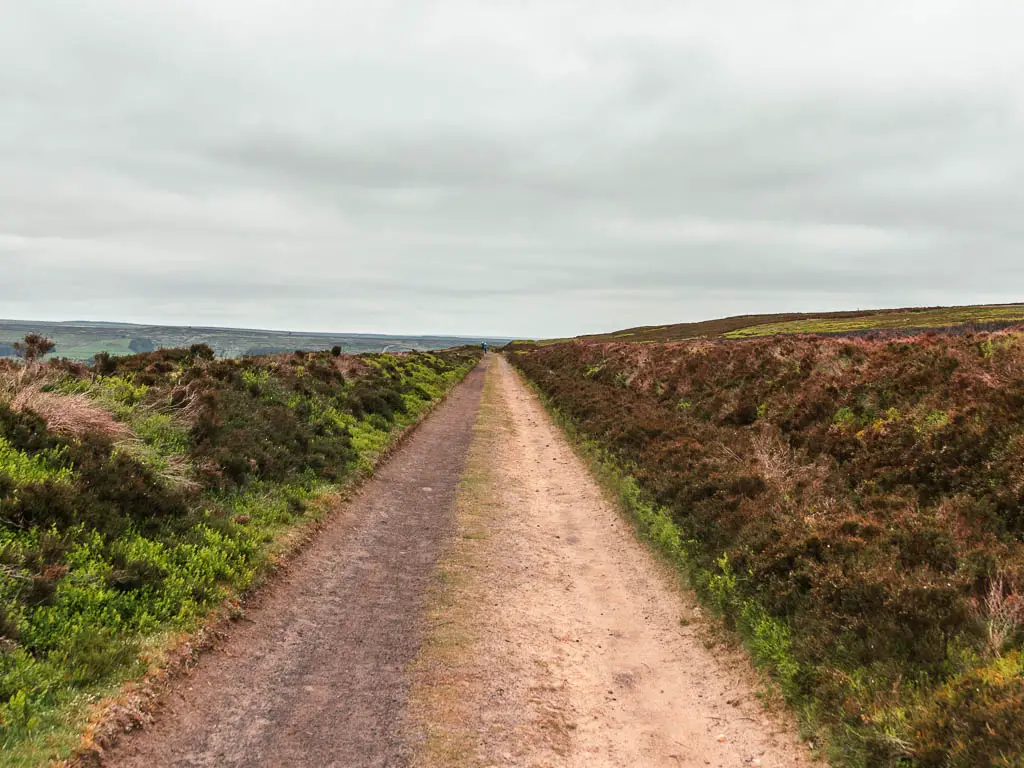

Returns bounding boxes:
[412,356,810,768]
[103,360,487,768]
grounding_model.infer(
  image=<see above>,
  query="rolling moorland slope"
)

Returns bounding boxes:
[510,327,1024,767]
[506,302,1024,349]
[0,319,510,362]
[0,339,481,765]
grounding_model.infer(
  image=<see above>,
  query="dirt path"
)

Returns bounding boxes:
[411,357,810,767]
[104,360,488,768]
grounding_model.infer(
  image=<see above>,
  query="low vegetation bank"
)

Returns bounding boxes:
[509,330,1024,767]
[505,302,1024,349]
[0,341,481,762]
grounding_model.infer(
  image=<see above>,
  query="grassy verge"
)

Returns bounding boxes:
[0,345,481,766]
[408,359,504,767]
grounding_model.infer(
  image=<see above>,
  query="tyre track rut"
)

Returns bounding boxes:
[106,359,487,768]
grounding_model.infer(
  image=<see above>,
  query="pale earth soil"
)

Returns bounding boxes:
[102,355,808,767]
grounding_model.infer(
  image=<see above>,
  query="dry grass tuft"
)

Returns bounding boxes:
[132,450,201,492]
[749,429,803,493]
[12,388,133,441]
[973,571,1024,656]
[0,360,26,402]
[334,355,372,378]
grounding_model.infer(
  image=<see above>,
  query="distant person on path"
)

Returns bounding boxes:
[482,342,489,352]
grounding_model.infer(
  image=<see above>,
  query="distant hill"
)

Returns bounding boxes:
[0,319,512,362]
[507,303,1024,349]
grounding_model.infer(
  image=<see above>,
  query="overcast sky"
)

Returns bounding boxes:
[3,1,1024,337]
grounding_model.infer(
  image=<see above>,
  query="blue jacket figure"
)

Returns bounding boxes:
[481,342,489,352]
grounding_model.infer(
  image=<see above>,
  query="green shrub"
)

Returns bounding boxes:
[912,653,1024,767]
